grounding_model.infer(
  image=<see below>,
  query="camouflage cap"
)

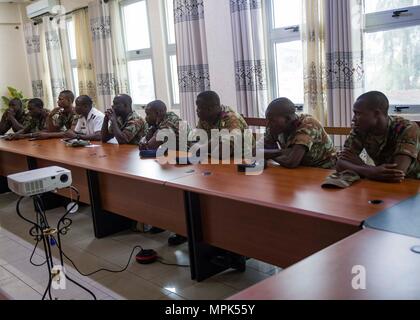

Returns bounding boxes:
[322,170,361,189]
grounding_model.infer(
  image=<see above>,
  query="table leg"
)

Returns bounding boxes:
[184,191,245,282]
[86,170,133,239]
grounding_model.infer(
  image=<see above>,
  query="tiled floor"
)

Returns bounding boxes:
[0,193,281,300]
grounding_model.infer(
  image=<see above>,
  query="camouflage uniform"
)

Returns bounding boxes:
[0,110,31,134]
[109,111,147,145]
[265,114,337,169]
[146,112,188,148]
[52,110,78,131]
[23,112,49,133]
[197,105,250,155]
[197,105,248,133]
[343,116,420,179]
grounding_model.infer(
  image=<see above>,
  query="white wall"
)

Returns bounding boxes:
[0,3,31,100]
[204,0,237,110]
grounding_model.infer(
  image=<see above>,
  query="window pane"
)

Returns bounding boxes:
[122,0,151,51]
[274,41,304,104]
[170,55,180,105]
[365,25,420,105]
[72,67,79,97]
[127,59,156,105]
[66,19,77,61]
[365,0,420,13]
[165,0,176,45]
[272,0,302,29]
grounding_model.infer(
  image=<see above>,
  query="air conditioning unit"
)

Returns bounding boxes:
[26,0,60,20]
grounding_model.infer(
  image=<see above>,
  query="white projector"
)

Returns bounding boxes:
[7,166,72,197]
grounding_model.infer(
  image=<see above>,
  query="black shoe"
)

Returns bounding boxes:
[210,253,246,272]
[231,255,246,272]
[149,227,165,234]
[168,234,187,246]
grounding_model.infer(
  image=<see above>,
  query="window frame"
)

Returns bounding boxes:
[65,16,79,97]
[162,0,180,108]
[264,0,304,110]
[364,3,420,112]
[120,0,157,109]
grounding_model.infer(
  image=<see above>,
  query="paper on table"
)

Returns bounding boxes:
[107,138,119,145]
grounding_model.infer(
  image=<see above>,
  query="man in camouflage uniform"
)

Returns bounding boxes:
[31,90,78,140]
[5,98,49,140]
[139,100,187,151]
[264,97,336,169]
[101,94,147,145]
[195,91,249,157]
[0,98,31,135]
[337,91,420,182]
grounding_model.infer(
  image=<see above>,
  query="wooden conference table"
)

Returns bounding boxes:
[0,139,419,282]
[229,228,420,300]
[0,139,195,238]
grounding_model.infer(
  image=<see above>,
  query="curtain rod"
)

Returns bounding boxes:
[59,0,110,16]
[63,5,89,17]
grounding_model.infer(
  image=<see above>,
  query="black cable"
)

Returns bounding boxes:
[55,240,144,277]
[16,188,96,300]
[18,187,189,300]
[29,238,47,267]
[157,258,190,268]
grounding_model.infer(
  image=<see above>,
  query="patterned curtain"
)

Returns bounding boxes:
[325,0,364,130]
[43,16,69,104]
[109,0,129,97]
[302,0,364,147]
[89,0,129,111]
[230,0,268,118]
[74,8,98,103]
[302,0,327,125]
[23,23,48,102]
[174,0,211,126]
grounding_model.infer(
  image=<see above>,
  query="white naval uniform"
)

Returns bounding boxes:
[74,107,105,136]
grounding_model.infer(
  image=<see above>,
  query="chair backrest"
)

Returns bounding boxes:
[243,116,352,136]
[243,117,267,127]
[324,127,352,136]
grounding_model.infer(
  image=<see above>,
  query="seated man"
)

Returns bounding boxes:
[139,100,186,151]
[101,94,147,145]
[64,95,104,141]
[0,98,30,135]
[337,91,420,182]
[139,100,188,246]
[264,98,336,169]
[5,98,49,140]
[33,90,77,140]
[196,91,249,157]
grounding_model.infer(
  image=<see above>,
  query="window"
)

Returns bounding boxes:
[164,0,180,106]
[121,0,156,106]
[66,18,79,97]
[265,0,304,107]
[364,0,420,111]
